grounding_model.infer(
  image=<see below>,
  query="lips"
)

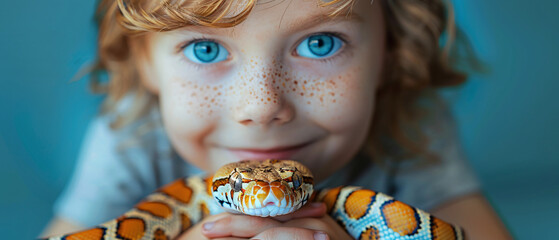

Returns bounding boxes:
[228,142,310,160]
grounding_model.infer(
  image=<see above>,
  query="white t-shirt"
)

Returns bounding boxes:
[54,105,480,227]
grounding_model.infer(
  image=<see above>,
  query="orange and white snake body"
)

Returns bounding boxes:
[44,159,464,240]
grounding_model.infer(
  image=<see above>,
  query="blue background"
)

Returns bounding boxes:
[1,0,557,239]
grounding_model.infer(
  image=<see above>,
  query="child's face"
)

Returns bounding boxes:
[140,0,385,182]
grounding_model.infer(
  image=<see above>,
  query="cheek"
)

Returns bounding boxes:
[162,77,227,119]
[292,67,376,132]
[159,76,228,168]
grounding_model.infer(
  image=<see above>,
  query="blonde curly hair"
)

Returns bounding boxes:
[90,0,471,165]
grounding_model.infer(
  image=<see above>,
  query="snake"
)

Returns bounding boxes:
[43,159,464,240]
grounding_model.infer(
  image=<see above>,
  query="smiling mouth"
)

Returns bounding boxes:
[228,142,311,160]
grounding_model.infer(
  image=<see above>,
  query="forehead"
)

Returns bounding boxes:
[173,0,374,35]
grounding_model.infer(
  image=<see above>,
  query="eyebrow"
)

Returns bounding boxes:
[282,11,364,33]
[180,25,238,37]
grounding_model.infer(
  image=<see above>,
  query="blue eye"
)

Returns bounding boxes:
[296,34,343,59]
[183,41,229,64]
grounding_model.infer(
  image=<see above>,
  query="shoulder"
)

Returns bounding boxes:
[81,105,194,183]
[53,105,195,226]
[393,95,482,210]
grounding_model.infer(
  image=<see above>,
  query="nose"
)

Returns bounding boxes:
[233,65,294,127]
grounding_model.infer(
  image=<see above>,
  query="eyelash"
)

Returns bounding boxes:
[177,36,212,52]
[176,31,351,68]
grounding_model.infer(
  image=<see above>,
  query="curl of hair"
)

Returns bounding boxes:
[90,0,475,166]
[368,0,468,166]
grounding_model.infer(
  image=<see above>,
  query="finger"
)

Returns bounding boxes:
[250,227,329,240]
[175,213,232,240]
[273,202,327,222]
[202,214,281,238]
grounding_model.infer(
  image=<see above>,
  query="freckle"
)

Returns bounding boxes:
[229,86,233,90]
[181,83,185,87]
[261,99,264,102]
[333,99,336,103]
[278,73,282,77]
[273,100,277,103]
[194,85,198,89]
[272,80,276,84]
[267,98,271,101]
[310,93,314,97]
[188,101,192,105]
[329,92,335,96]
[263,74,266,78]
[191,93,197,97]
[307,101,311,104]
[320,97,324,102]
[294,81,298,85]
[266,91,270,94]
[304,81,307,84]
[211,99,215,103]
[292,88,296,91]
[204,97,209,101]
[265,84,268,87]
[300,93,304,96]
[276,86,280,89]
[206,86,210,89]
[213,87,218,91]
[282,83,286,87]
[218,92,222,96]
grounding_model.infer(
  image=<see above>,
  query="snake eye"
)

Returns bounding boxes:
[237,167,252,173]
[229,171,243,192]
[280,167,295,173]
[292,171,303,190]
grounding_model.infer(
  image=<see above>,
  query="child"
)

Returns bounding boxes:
[43,0,511,239]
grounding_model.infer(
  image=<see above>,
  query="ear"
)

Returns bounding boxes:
[129,35,160,95]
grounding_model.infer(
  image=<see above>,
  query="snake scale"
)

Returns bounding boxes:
[44,159,464,240]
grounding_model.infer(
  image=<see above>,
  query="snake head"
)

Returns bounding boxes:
[212,159,314,217]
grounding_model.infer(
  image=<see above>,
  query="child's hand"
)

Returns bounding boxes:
[175,213,228,240]
[195,202,353,240]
